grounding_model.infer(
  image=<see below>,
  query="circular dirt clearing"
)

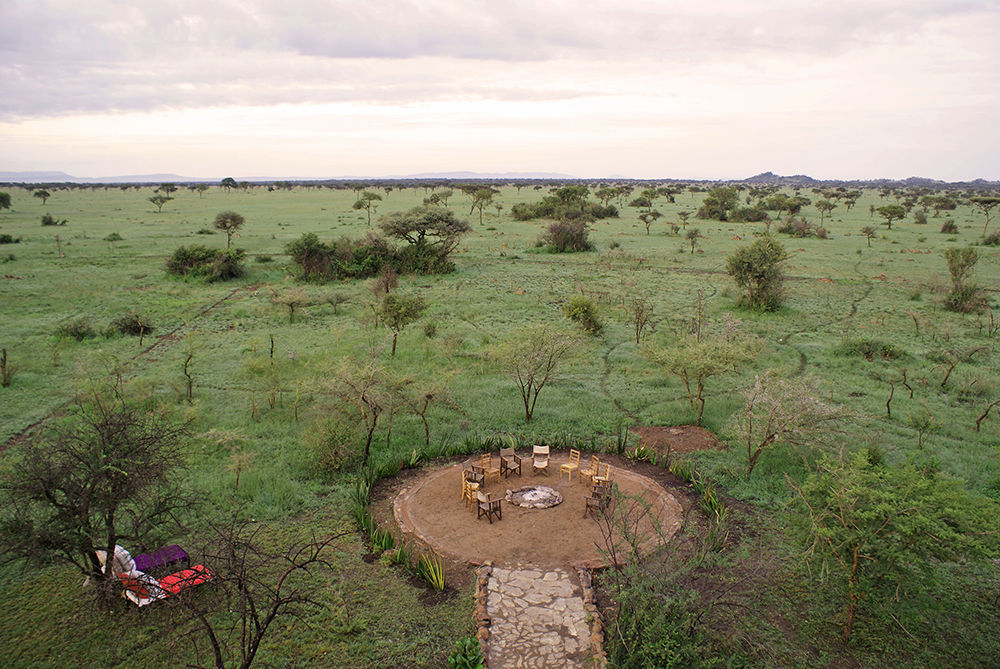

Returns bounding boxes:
[393,457,683,568]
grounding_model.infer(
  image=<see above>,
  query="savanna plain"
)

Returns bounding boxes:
[0,180,998,668]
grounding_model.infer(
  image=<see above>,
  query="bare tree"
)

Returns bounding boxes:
[731,374,848,477]
[494,325,579,423]
[177,516,350,669]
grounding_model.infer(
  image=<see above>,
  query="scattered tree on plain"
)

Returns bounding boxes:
[379,292,426,356]
[875,204,906,229]
[149,194,174,212]
[726,235,787,311]
[494,324,578,423]
[33,189,50,205]
[942,246,984,312]
[214,210,246,249]
[971,196,1000,236]
[646,333,761,426]
[731,373,847,476]
[353,190,383,225]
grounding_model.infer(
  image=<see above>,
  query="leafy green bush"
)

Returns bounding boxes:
[55,318,96,341]
[103,232,123,242]
[166,245,245,281]
[538,221,594,253]
[981,232,1000,246]
[940,219,958,234]
[777,216,827,238]
[563,295,602,334]
[448,637,484,669]
[40,213,66,226]
[834,338,903,360]
[0,234,20,244]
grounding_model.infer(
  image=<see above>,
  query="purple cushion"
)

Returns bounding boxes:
[133,544,189,572]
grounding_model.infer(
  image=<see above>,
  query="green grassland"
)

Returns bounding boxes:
[0,182,998,667]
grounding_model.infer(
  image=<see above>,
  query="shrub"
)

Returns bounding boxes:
[913,210,928,225]
[834,338,903,360]
[108,312,153,336]
[103,232,123,242]
[940,219,958,234]
[40,213,66,226]
[538,221,593,253]
[777,216,826,238]
[55,317,96,341]
[255,254,273,263]
[415,553,446,591]
[944,284,986,313]
[982,232,1000,246]
[563,295,603,334]
[726,235,786,312]
[730,206,769,223]
[0,234,20,244]
[166,245,246,282]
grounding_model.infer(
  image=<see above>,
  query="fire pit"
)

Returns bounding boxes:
[505,485,564,509]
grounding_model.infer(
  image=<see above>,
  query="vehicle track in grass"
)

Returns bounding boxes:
[2,283,260,451]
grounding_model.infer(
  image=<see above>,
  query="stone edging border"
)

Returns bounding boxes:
[578,567,608,668]
[474,561,493,665]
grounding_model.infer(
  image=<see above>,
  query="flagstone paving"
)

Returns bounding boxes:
[483,565,598,668]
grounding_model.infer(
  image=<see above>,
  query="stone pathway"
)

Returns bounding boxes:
[482,564,601,668]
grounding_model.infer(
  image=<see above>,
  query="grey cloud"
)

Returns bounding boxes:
[0,0,996,119]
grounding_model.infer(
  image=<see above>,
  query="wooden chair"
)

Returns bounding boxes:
[462,476,480,511]
[461,466,484,500]
[477,490,503,523]
[500,447,522,478]
[559,449,581,481]
[531,445,550,475]
[584,483,612,518]
[481,453,501,484]
[591,463,613,489]
[579,454,600,486]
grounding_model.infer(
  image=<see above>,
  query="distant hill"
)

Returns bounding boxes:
[0,169,996,189]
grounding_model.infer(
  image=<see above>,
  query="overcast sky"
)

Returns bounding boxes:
[1,0,998,180]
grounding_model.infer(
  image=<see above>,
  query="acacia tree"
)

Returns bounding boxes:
[379,205,471,273]
[815,199,836,224]
[875,204,906,229]
[470,188,495,225]
[732,374,847,477]
[378,292,426,356]
[494,325,578,423]
[638,210,662,235]
[214,211,246,249]
[646,334,761,426]
[860,225,877,247]
[33,189,51,205]
[149,194,174,212]
[971,195,1000,236]
[352,191,382,225]
[0,389,188,603]
[324,356,398,466]
[0,191,11,211]
[790,452,998,642]
[726,235,787,311]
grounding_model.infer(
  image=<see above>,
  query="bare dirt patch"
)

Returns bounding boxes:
[630,424,720,455]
